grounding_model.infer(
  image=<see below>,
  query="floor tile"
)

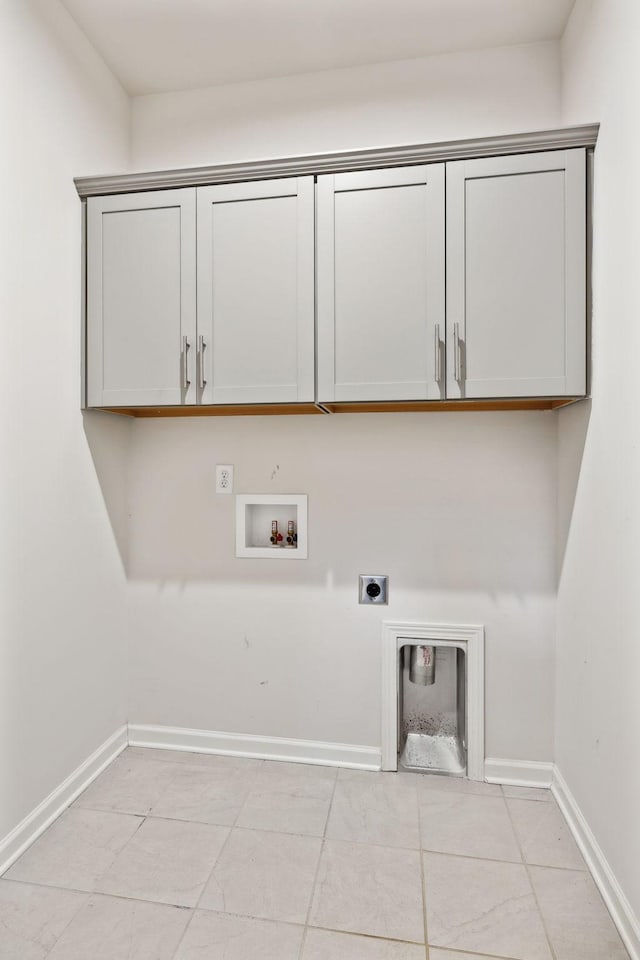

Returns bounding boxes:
[5,809,142,892]
[235,787,331,836]
[235,760,336,836]
[326,778,420,849]
[309,839,424,943]
[415,773,502,797]
[74,754,177,815]
[259,760,338,787]
[2,749,628,960]
[506,798,586,869]
[46,894,191,960]
[125,746,263,774]
[419,790,521,862]
[502,784,553,802]
[303,928,425,959]
[199,828,321,923]
[423,851,552,960]
[95,817,228,907]
[175,910,304,959]
[530,865,630,959]
[151,761,258,826]
[337,768,420,789]
[0,879,87,960]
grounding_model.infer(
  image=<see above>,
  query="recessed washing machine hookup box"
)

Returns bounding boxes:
[235,494,308,559]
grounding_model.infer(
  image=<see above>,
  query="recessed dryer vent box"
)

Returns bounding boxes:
[235,494,308,559]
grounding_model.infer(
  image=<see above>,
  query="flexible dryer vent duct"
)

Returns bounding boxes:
[409,645,436,685]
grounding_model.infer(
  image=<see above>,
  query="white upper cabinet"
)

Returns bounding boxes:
[316,165,446,403]
[83,134,592,413]
[87,189,196,407]
[446,149,586,399]
[197,177,314,405]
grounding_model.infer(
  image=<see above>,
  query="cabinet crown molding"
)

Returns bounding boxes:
[75,124,599,199]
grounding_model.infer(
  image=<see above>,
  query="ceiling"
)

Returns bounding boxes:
[60,0,575,97]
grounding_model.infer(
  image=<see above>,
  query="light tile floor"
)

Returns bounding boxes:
[0,747,630,960]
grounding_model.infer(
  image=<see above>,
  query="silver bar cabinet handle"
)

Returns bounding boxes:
[182,335,190,388]
[434,323,441,384]
[198,335,207,390]
[453,322,461,382]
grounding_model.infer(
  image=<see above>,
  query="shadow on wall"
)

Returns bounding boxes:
[556,399,592,582]
[82,409,132,571]
[84,410,561,595]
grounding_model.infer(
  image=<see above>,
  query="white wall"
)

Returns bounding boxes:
[132,41,560,169]
[127,413,557,757]
[557,0,640,926]
[127,40,562,762]
[0,0,130,843]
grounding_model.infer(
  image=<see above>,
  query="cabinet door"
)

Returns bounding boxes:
[317,165,445,403]
[197,178,314,405]
[446,150,586,399]
[87,189,196,407]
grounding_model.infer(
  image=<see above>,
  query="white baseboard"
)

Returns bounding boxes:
[552,767,640,960]
[128,723,381,771]
[484,757,554,787]
[0,725,127,876]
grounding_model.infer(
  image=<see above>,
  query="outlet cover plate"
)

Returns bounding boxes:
[216,464,234,494]
[359,575,388,604]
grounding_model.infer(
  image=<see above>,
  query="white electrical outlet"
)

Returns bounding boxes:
[215,464,234,494]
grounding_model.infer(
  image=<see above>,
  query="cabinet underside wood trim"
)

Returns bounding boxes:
[310,398,582,413]
[75,125,599,198]
[99,402,327,417]
[96,397,582,417]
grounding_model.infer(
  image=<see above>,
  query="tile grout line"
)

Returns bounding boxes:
[73,803,580,865]
[165,902,198,960]
[299,772,427,950]
[96,807,188,960]
[304,922,425,947]
[189,763,254,910]
[298,766,339,959]
[155,895,199,960]
[502,793,559,960]
[427,944,533,960]
[9,782,583,856]
[2,871,429,952]
[168,758,323,960]
[24,882,91,959]
[3,874,173,904]
[165,765,267,960]
[164,789,245,960]
[417,788,430,960]
[500,784,554,803]
[3,872,208,960]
